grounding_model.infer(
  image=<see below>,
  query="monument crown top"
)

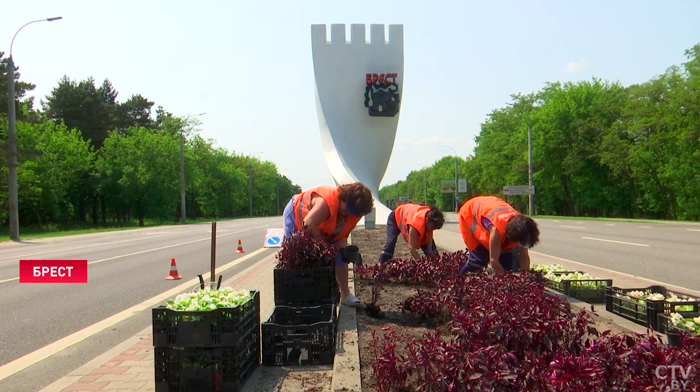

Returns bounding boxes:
[311,24,403,46]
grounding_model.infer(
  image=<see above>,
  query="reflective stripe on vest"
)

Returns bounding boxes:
[469,196,500,235]
[397,209,407,239]
[295,192,312,230]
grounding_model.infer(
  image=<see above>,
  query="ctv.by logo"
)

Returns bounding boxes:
[655,365,695,391]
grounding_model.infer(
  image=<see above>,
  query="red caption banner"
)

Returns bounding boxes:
[19,260,88,283]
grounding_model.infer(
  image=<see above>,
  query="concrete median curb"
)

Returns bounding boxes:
[331,265,363,392]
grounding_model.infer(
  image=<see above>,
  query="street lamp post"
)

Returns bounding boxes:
[442,146,459,212]
[179,112,205,224]
[7,16,63,241]
[406,179,410,202]
[248,163,253,217]
[415,164,428,205]
[424,170,428,205]
[528,123,534,216]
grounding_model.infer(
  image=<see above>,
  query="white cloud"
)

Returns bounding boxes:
[564,60,588,73]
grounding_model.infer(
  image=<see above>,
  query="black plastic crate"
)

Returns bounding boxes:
[606,286,700,331]
[152,291,260,347]
[262,304,337,366]
[562,278,613,304]
[154,337,259,392]
[606,286,666,330]
[662,291,700,314]
[657,312,700,336]
[541,270,583,293]
[273,267,339,306]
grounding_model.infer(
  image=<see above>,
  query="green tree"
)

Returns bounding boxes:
[0,52,38,121]
[95,127,179,225]
[42,76,118,149]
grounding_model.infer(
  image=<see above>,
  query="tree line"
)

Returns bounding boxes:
[381,44,700,220]
[0,51,299,228]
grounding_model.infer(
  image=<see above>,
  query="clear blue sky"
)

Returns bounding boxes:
[4,0,699,191]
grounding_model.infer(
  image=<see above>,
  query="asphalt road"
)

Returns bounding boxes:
[441,215,700,292]
[0,217,282,392]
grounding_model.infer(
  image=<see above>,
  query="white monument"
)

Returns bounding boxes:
[311,24,404,225]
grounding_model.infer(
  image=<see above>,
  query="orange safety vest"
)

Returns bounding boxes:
[293,185,361,241]
[394,203,431,246]
[458,196,518,251]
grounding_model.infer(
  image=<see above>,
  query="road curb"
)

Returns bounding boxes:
[331,265,362,392]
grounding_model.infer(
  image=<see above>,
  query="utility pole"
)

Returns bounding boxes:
[276,177,280,216]
[453,157,459,212]
[424,171,428,205]
[248,163,253,217]
[442,146,459,212]
[407,180,410,203]
[6,17,63,240]
[179,130,186,223]
[528,124,534,216]
[7,57,19,240]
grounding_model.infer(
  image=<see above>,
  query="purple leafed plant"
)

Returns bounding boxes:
[370,268,700,391]
[356,251,467,285]
[275,226,337,270]
[366,271,388,318]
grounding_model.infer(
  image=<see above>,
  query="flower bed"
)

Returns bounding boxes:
[351,227,700,392]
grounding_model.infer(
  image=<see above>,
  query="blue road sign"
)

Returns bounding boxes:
[263,228,284,248]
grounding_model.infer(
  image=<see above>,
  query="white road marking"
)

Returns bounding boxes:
[561,225,586,229]
[0,226,269,284]
[0,247,270,381]
[639,226,651,229]
[0,234,171,261]
[605,223,615,226]
[552,220,560,223]
[581,236,649,247]
[687,229,700,232]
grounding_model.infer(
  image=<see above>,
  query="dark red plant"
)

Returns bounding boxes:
[275,226,337,270]
[366,271,388,318]
[356,251,467,285]
[359,249,700,391]
[371,267,700,391]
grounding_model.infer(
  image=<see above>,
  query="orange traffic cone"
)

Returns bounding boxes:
[235,239,245,253]
[165,258,183,280]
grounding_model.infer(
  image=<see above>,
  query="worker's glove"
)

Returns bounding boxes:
[340,245,361,264]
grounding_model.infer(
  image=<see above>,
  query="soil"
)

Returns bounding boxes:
[350,226,631,392]
[351,227,448,392]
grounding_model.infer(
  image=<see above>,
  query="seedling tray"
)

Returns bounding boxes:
[562,278,613,304]
[657,312,700,346]
[152,291,260,348]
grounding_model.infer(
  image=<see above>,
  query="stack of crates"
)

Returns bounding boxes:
[606,285,700,332]
[262,265,340,366]
[151,291,261,392]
